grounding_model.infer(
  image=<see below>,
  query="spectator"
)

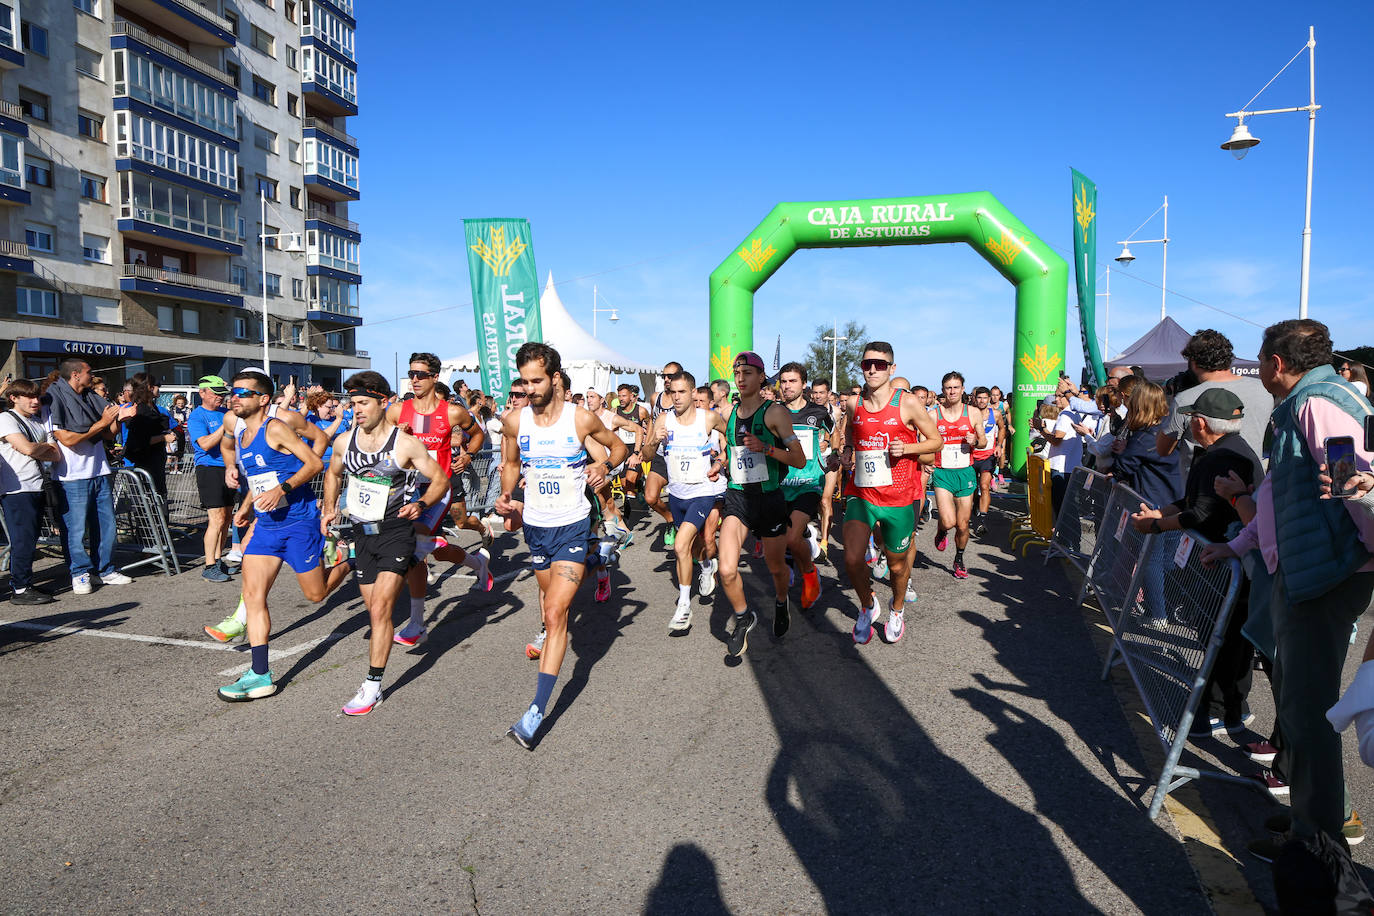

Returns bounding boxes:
[304,390,346,465]
[0,378,61,604]
[121,373,174,498]
[1202,319,1374,862]
[45,358,131,594]
[1342,362,1370,400]
[1157,329,1274,476]
[1110,379,1181,509]
[188,375,235,582]
[1038,390,1084,518]
[1106,366,1133,388]
[168,394,191,466]
[91,377,109,402]
[1079,387,1122,469]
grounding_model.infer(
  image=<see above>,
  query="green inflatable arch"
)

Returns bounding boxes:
[708,192,1068,475]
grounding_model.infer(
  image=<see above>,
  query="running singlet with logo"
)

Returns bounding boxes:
[934,405,976,469]
[235,418,317,526]
[343,426,409,524]
[844,391,918,507]
[614,402,643,449]
[726,403,780,493]
[398,399,453,484]
[782,402,833,496]
[518,404,590,528]
[664,410,720,499]
[972,407,999,462]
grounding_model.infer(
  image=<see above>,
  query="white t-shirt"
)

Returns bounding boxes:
[1047,413,1083,473]
[45,409,112,483]
[0,410,49,494]
[485,417,503,456]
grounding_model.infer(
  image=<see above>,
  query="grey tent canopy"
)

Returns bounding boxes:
[1104,316,1260,381]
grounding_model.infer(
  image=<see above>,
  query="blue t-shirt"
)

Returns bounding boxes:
[188,405,228,467]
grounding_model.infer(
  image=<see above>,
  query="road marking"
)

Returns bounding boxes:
[0,619,240,652]
[216,633,347,676]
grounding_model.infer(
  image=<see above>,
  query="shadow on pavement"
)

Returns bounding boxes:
[643,843,732,916]
[0,603,136,656]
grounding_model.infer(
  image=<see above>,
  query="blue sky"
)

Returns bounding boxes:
[352,1,1374,393]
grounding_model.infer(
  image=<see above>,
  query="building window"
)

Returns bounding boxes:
[82,296,119,325]
[326,331,343,349]
[115,110,239,193]
[238,217,247,239]
[18,87,48,122]
[0,5,15,50]
[289,186,301,209]
[301,46,357,105]
[24,225,55,253]
[78,110,104,141]
[303,139,359,191]
[250,25,274,57]
[265,272,281,296]
[120,172,239,242]
[291,325,301,346]
[292,277,303,299]
[232,265,248,290]
[18,288,58,318]
[0,135,20,189]
[25,157,52,188]
[80,172,106,202]
[234,316,247,338]
[182,308,199,334]
[115,48,237,139]
[254,126,277,154]
[172,363,193,385]
[20,22,47,56]
[157,305,174,331]
[82,234,110,263]
[73,0,99,16]
[288,140,300,163]
[286,46,297,70]
[75,45,103,79]
[224,10,238,36]
[256,176,278,200]
[285,0,297,21]
[226,61,241,89]
[263,224,279,249]
[251,77,275,105]
[286,93,298,117]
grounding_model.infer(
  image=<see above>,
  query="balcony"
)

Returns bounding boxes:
[112,0,235,47]
[306,301,361,327]
[113,22,237,89]
[305,204,356,232]
[0,132,27,206]
[0,238,33,274]
[120,263,244,306]
[303,117,355,147]
[303,138,359,202]
[301,46,357,117]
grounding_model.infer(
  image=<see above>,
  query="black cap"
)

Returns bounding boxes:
[1181,388,1244,421]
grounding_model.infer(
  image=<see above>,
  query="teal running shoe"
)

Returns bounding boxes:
[218,669,277,702]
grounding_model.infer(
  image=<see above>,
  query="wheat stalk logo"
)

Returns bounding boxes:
[470,227,528,277]
[1074,184,1095,244]
[985,230,1026,268]
[737,238,776,272]
[1018,345,1062,383]
[710,345,734,381]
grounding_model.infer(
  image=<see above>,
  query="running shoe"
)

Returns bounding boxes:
[594,568,611,602]
[507,703,543,750]
[973,521,988,539]
[470,549,494,592]
[873,555,888,579]
[1225,708,1257,735]
[218,669,276,702]
[425,562,440,586]
[865,542,880,567]
[819,536,829,557]
[726,610,756,657]
[905,580,917,604]
[204,615,245,643]
[669,599,692,633]
[100,571,133,586]
[801,568,821,610]
[1244,740,1278,766]
[773,599,790,638]
[935,528,948,552]
[526,626,546,660]
[480,516,497,549]
[342,683,382,716]
[393,626,427,648]
[887,607,905,643]
[953,559,969,579]
[787,567,795,589]
[698,557,718,596]
[663,526,676,549]
[805,524,821,560]
[224,549,243,567]
[853,599,877,645]
[751,540,764,560]
[322,533,342,568]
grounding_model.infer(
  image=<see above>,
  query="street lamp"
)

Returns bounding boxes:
[591,284,619,338]
[823,319,847,391]
[259,188,303,378]
[1114,195,1169,321]
[1220,25,1320,319]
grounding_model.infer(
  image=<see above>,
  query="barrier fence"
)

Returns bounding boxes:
[1046,466,1114,574]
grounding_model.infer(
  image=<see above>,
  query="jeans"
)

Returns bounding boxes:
[2,490,45,591]
[58,474,117,579]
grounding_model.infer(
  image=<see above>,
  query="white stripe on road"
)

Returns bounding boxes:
[215,633,348,676]
[0,619,241,651]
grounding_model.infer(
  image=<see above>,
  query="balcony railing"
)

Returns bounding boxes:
[307,299,360,318]
[303,117,356,147]
[305,205,357,232]
[355,349,368,358]
[0,99,20,120]
[161,0,234,32]
[122,262,239,295]
[0,238,31,258]
[113,21,235,86]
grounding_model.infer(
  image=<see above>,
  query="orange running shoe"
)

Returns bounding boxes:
[801,567,821,609]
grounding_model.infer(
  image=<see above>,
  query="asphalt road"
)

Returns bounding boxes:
[2,496,1365,913]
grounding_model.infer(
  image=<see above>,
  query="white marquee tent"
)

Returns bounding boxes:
[442,273,659,398]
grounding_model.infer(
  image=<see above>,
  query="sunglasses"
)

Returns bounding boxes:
[407,370,435,380]
[230,387,263,398]
[860,359,890,371]
[510,392,529,399]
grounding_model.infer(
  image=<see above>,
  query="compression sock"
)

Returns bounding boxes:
[408,596,425,631]
[365,665,385,692]
[955,548,966,565]
[679,584,691,603]
[533,672,557,716]
[232,594,247,625]
[250,644,269,676]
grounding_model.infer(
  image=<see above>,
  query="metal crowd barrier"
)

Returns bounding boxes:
[112,468,182,576]
[1075,481,1156,643]
[164,456,209,530]
[1009,454,1053,555]
[461,450,500,516]
[1046,466,1114,572]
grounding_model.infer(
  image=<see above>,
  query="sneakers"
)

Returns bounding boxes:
[887,607,905,643]
[751,540,764,560]
[594,568,611,602]
[10,587,54,605]
[72,573,93,596]
[100,571,133,586]
[218,669,276,702]
[393,626,427,648]
[698,557,718,597]
[853,599,878,645]
[507,703,543,749]
[773,600,790,639]
[342,682,382,716]
[805,524,821,560]
[469,549,494,592]
[669,599,692,634]
[1187,715,1228,740]
[202,563,231,583]
[526,626,546,660]
[223,549,243,567]
[800,567,821,610]
[935,528,948,552]
[953,559,969,579]
[873,555,889,579]
[1251,767,1290,800]
[426,562,440,586]
[480,516,497,549]
[204,615,246,643]
[726,609,756,657]
[1244,740,1279,766]
[973,521,988,539]
[1225,709,1257,735]
[663,526,677,549]
[322,533,342,568]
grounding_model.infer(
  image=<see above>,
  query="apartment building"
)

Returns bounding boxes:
[0,0,365,392]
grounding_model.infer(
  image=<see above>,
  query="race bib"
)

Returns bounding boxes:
[347,474,390,523]
[670,449,708,484]
[527,464,583,513]
[942,441,971,469]
[246,470,279,497]
[729,446,768,485]
[616,427,637,446]
[854,449,892,488]
[797,429,816,462]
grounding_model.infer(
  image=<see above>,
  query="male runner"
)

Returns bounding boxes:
[495,343,627,749]
[810,377,841,553]
[839,344,942,645]
[710,379,732,414]
[692,384,725,596]
[930,371,987,579]
[970,386,1005,538]
[321,371,448,716]
[641,362,682,547]
[585,389,639,537]
[641,369,728,633]
[389,352,491,647]
[718,352,807,654]
[216,370,326,701]
[890,376,928,606]
[614,383,649,495]
[777,362,830,610]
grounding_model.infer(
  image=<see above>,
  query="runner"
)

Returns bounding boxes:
[641,362,682,548]
[810,377,841,554]
[320,371,448,716]
[930,371,987,579]
[585,389,639,538]
[215,370,326,702]
[777,362,830,610]
[614,383,649,497]
[889,376,928,607]
[970,386,1004,538]
[718,352,807,655]
[710,379,732,414]
[839,344,942,645]
[495,343,628,749]
[640,369,728,633]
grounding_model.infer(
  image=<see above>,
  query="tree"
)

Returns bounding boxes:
[802,320,869,394]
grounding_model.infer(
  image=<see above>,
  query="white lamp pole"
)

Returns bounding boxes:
[1097,267,1111,358]
[258,189,304,380]
[823,319,847,390]
[591,284,619,337]
[1221,26,1319,318]
[1114,196,1169,321]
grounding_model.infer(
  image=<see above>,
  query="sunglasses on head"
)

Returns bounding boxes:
[230,387,263,398]
[407,370,435,380]
[860,359,890,371]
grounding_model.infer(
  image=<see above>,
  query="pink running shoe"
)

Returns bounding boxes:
[471,549,494,592]
[594,568,611,602]
[393,626,427,648]
[953,559,969,579]
[935,529,948,552]
[752,541,764,559]
[342,683,382,716]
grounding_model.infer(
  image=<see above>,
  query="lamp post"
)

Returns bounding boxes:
[1220,26,1319,319]
[1097,267,1111,358]
[823,319,847,391]
[258,188,304,379]
[591,284,619,337]
[1115,196,1169,322]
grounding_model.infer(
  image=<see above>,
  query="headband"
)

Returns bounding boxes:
[347,388,390,401]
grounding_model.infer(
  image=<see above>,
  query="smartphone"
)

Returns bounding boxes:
[1326,436,1358,498]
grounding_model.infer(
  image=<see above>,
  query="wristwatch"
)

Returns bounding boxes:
[279,480,294,495]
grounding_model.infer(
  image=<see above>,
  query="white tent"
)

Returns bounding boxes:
[443,273,659,397]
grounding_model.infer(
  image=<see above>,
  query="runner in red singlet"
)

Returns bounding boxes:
[929,371,986,579]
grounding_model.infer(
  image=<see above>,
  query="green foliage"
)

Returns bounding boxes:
[802,320,868,393]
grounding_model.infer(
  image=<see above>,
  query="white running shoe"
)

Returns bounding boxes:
[853,599,878,645]
[425,562,440,586]
[72,573,93,596]
[873,556,889,579]
[887,608,906,643]
[100,571,133,586]
[669,599,693,633]
[806,524,821,560]
[905,580,917,604]
[698,557,718,596]
[223,549,243,566]
[342,682,382,716]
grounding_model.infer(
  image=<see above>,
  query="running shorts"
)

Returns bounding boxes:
[245,516,323,574]
[972,456,997,475]
[353,518,417,585]
[196,465,235,509]
[931,466,977,499]
[721,487,787,540]
[649,454,668,481]
[844,497,914,554]
[668,494,718,532]
[415,490,453,535]
[524,518,591,570]
[783,489,822,521]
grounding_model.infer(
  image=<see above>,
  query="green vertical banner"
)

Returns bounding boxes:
[462,218,544,399]
[1071,169,1106,386]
